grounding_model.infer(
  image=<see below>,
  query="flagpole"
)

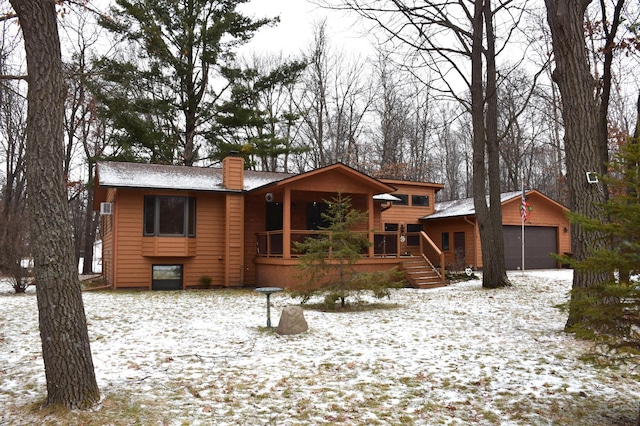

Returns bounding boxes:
[521,174,525,276]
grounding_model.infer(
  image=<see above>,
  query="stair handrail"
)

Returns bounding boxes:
[419,231,446,283]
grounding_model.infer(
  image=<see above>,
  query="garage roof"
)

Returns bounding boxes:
[423,191,526,219]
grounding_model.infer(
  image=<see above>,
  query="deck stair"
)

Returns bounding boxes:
[401,257,447,289]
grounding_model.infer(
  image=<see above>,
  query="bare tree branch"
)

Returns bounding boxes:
[0,74,27,80]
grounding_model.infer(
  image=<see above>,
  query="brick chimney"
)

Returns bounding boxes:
[222,152,244,191]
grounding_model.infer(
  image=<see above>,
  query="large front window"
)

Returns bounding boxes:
[144,196,196,236]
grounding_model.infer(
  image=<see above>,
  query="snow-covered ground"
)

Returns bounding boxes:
[1,270,639,425]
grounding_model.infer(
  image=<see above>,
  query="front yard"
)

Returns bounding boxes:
[0,270,638,425]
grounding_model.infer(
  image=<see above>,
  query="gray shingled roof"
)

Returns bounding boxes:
[96,162,401,201]
[96,161,293,192]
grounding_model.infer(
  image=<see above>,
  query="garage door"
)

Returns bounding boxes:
[503,226,558,269]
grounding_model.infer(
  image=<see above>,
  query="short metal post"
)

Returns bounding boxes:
[266,293,272,328]
[255,287,283,328]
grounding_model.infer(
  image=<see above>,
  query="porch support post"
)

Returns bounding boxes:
[283,187,291,259]
[367,193,374,258]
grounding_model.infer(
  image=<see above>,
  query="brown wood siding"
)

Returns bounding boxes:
[423,217,478,269]
[372,202,382,231]
[184,195,227,286]
[243,190,386,286]
[285,172,375,193]
[255,257,402,288]
[380,182,438,233]
[225,193,244,286]
[110,189,228,289]
[502,193,571,258]
[381,205,433,228]
[243,194,265,286]
[112,191,145,288]
[141,237,196,257]
[422,192,570,270]
[501,194,566,226]
[222,156,244,190]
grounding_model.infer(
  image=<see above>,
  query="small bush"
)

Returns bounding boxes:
[198,275,213,288]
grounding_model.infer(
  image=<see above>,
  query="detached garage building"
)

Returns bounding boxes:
[421,190,571,270]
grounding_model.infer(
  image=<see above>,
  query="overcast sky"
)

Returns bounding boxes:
[238,0,373,57]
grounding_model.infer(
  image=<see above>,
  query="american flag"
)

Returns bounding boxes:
[521,190,528,222]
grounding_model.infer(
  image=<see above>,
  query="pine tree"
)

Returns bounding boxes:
[292,193,402,308]
[213,60,308,170]
[94,0,274,165]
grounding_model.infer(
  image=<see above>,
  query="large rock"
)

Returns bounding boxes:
[276,306,308,335]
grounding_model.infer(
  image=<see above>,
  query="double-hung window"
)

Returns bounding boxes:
[144,196,196,237]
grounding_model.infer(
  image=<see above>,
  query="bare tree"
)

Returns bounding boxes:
[404,79,438,182]
[297,20,376,170]
[372,51,409,174]
[324,0,531,287]
[62,12,111,273]
[7,0,100,408]
[297,21,330,168]
[0,30,30,293]
[370,55,439,182]
[434,104,469,200]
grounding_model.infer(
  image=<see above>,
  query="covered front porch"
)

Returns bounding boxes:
[254,230,446,289]
[242,164,446,289]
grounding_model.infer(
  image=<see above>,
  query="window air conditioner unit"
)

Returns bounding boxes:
[100,202,113,215]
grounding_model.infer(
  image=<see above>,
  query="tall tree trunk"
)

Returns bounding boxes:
[545,0,610,329]
[471,0,510,288]
[9,0,100,408]
[596,0,625,181]
[81,163,98,275]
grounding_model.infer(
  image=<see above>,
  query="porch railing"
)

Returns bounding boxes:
[418,230,446,281]
[256,230,441,262]
[256,230,400,258]
[256,231,284,257]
